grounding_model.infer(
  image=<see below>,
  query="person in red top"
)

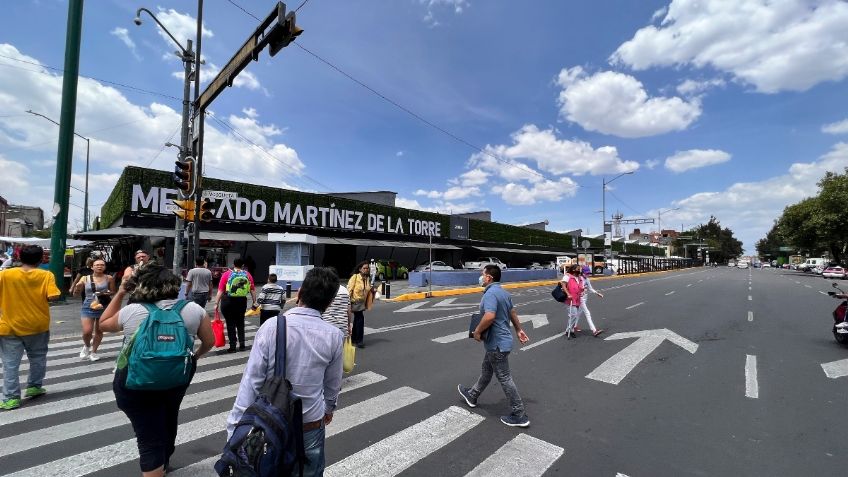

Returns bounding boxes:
[213,258,256,352]
[561,264,585,340]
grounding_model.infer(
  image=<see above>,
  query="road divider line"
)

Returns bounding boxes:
[745,355,759,399]
[686,284,693,287]
[805,284,813,288]
[464,433,564,477]
[625,302,644,310]
[748,295,752,301]
[748,311,753,322]
[665,291,675,296]
[521,332,567,351]
[819,291,829,295]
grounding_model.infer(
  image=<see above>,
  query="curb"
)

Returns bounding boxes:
[385,268,682,302]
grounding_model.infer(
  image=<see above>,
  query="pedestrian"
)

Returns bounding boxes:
[369,258,377,285]
[99,263,214,477]
[256,273,285,325]
[226,267,344,477]
[0,245,62,410]
[124,249,152,304]
[71,258,116,361]
[214,258,256,353]
[347,261,374,348]
[321,269,351,337]
[457,265,531,428]
[577,267,605,337]
[184,257,213,309]
[562,264,585,339]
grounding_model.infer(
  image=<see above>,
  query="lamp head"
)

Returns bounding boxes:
[133,17,142,26]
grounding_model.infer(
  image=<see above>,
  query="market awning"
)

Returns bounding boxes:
[75,228,265,241]
[473,245,571,255]
[0,236,91,247]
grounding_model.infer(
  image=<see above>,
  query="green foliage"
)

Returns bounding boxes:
[673,216,743,262]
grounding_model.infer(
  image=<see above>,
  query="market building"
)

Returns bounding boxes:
[77,166,667,283]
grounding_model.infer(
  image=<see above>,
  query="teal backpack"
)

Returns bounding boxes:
[226,269,251,298]
[118,301,194,390]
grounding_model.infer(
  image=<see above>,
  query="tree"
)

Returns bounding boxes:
[672,216,743,263]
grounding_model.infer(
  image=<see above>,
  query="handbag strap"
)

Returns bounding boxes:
[89,276,97,295]
[274,314,287,378]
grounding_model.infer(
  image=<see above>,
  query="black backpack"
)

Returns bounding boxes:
[215,315,304,476]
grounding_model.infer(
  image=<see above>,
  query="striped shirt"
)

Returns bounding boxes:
[257,283,285,311]
[322,285,350,337]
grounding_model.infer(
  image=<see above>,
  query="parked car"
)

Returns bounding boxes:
[813,265,826,275]
[737,261,749,269]
[462,257,508,270]
[544,261,558,270]
[414,261,454,272]
[375,259,409,280]
[762,262,771,268]
[526,262,545,270]
[823,266,846,279]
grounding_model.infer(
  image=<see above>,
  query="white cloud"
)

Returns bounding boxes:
[676,78,725,96]
[396,197,437,212]
[471,124,638,177]
[493,177,578,206]
[454,168,489,187]
[556,66,701,138]
[172,63,262,91]
[664,149,731,173]
[420,0,469,25]
[153,7,213,52]
[414,186,481,201]
[672,142,848,251]
[650,6,668,22]
[611,0,848,93]
[396,150,404,157]
[0,43,304,230]
[644,159,660,170]
[110,27,141,60]
[396,196,478,214]
[822,119,848,135]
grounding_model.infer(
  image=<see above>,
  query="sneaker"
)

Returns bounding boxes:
[593,329,605,337]
[500,414,530,428]
[24,386,46,398]
[89,352,101,362]
[79,345,90,360]
[0,398,21,410]
[457,384,477,408]
[573,327,582,333]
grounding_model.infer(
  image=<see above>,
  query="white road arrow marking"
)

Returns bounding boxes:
[394,302,429,313]
[665,291,675,296]
[821,358,848,379]
[747,311,753,322]
[625,302,644,310]
[432,314,548,344]
[394,300,477,313]
[586,328,698,385]
[432,298,477,308]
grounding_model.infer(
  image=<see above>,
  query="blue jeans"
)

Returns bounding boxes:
[0,331,50,399]
[293,425,326,477]
[471,349,526,417]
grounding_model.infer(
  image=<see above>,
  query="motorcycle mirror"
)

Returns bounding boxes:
[828,291,837,296]
[833,282,840,288]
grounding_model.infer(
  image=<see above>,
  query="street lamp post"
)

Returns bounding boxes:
[602,171,634,253]
[656,207,679,257]
[135,7,195,275]
[26,110,90,232]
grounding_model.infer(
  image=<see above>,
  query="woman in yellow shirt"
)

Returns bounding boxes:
[347,261,374,348]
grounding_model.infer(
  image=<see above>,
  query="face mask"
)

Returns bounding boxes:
[478,275,486,286]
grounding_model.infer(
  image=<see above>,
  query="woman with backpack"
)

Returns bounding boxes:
[99,264,214,477]
[348,261,375,348]
[214,258,256,352]
[71,258,116,362]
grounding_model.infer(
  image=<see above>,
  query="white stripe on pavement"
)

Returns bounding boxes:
[340,371,388,393]
[324,406,484,477]
[327,387,429,438]
[821,358,848,379]
[686,284,693,287]
[625,302,644,310]
[464,433,563,477]
[521,332,567,351]
[0,383,241,457]
[748,311,754,322]
[805,284,813,289]
[748,295,752,301]
[46,333,125,350]
[3,412,231,477]
[432,331,468,344]
[168,456,219,477]
[664,291,675,296]
[745,354,759,399]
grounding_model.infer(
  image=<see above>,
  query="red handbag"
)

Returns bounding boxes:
[212,309,226,348]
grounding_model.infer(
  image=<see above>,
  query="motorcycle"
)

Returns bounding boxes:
[828,282,848,344]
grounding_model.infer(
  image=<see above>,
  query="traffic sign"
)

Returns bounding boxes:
[581,240,590,249]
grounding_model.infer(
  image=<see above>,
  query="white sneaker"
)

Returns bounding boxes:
[89,352,101,362]
[79,346,90,360]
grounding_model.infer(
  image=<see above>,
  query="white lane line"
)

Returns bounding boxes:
[328,387,429,438]
[748,295,752,301]
[521,332,567,351]
[745,355,759,399]
[822,359,848,379]
[665,291,675,296]
[0,383,241,457]
[805,284,813,288]
[47,333,125,350]
[748,286,752,291]
[432,331,469,344]
[686,284,693,287]
[3,411,231,477]
[698,279,703,283]
[465,433,564,477]
[625,302,644,310]
[324,406,484,477]
[820,291,829,295]
[795,281,801,284]
[748,311,754,322]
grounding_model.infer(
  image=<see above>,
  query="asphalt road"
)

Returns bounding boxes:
[1,266,846,476]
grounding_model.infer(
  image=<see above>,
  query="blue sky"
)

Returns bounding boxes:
[2,0,848,253]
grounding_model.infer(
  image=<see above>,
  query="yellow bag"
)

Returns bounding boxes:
[245,305,260,317]
[343,337,356,373]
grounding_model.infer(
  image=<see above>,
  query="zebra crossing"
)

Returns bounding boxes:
[0,328,564,476]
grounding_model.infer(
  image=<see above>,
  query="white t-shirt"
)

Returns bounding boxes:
[118,299,206,345]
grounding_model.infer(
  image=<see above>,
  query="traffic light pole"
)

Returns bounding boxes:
[172,38,194,275]
[190,0,204,267]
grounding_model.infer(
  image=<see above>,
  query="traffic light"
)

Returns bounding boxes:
[172,199,195,221]
[268,9,303,57]
[199,199,215,222]
[173,157,195,194]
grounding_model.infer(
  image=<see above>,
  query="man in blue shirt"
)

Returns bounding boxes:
[458,265,531,427]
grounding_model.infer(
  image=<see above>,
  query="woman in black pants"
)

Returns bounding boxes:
[347,260,374,348]
[100,264,214,477]
[214,258,256,352]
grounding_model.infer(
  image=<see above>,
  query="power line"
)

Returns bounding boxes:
[145,126,181,167]
[295,0,313,13]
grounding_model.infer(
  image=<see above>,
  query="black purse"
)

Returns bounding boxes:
[551,283,567,303]
[89,278,112,309]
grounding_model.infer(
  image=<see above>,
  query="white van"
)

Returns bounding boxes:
[799,257,827,272]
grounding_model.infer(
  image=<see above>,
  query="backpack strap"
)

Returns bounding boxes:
[274,314,287,378]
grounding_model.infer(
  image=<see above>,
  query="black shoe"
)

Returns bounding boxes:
[238,346,246,351]
[227,347,237,353]
[356,343,366,349]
